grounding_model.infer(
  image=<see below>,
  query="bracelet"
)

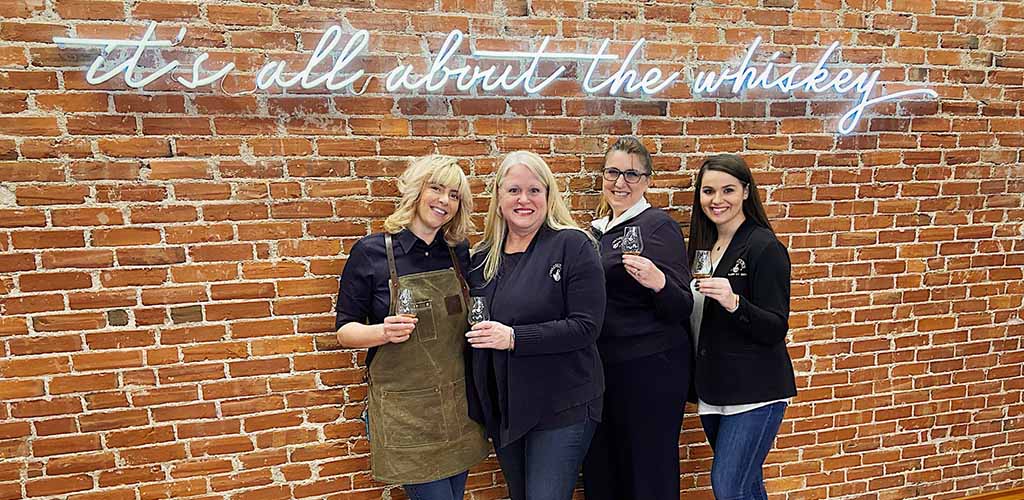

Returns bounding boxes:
[508,327,515,351]
[727,293,740,313]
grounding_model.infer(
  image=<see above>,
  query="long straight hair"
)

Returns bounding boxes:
[383,155,474,246]
[687,154,774,263]
[595,136,653,220]
[473,151,586,282]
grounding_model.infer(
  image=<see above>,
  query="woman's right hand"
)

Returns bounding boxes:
[381,315,416,343]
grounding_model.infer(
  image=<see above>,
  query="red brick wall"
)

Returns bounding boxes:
[1,0,1023,499]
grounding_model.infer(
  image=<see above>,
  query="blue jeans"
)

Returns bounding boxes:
[496,419,597,500]
[403,471,469,500]
[700,402,787,500]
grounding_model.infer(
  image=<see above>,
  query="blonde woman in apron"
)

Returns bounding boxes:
[335,155,489,499]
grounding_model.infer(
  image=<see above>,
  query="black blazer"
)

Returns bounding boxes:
[693,218,797,406]
[467,226,606,446]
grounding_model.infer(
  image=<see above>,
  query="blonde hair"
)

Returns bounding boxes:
[472,151,587,282]
[383,155,474,246]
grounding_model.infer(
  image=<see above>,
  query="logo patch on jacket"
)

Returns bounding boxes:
[729,258,747,276]
[549,263,562,282]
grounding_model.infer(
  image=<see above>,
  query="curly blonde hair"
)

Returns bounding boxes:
[383,155,474,246]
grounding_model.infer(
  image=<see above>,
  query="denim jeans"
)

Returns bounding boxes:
[403,470,469,500]
[700,402,787,500]
[496,419,597,500]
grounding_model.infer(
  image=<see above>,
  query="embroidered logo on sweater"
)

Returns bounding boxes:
[549,263,562,282]
[728,258,747,276]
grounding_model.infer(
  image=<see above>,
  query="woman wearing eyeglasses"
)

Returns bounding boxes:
[582,137,693,500]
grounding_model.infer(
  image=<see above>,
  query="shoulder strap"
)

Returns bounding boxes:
[384,233,400,314]
[448,245,471,305]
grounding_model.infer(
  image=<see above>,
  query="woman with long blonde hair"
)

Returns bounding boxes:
[465,151,606,500]
[335,155,489,500]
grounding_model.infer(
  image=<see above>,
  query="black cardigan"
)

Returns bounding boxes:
[467,226,606,446]
[693,218,798,406]
[593,207,693,364]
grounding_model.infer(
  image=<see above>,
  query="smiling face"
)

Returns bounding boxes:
[412,181,460,234]
[603,150,649,218]
[498,164,548,237]
[699,169,749,230]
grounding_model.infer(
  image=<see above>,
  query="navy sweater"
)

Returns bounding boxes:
[467,226,606,447]
[593,207,694,364]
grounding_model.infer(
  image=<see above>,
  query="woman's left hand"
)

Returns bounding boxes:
[697,278,740,312]
[622,254,665,292]
[466,321,514,350]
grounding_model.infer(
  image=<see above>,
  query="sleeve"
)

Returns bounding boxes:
[731,238,791,345]
[646,219,693,322]
[511,233,606,356]
[335,238,376,329]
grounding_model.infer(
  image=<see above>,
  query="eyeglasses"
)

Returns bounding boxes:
[603,168,648,184]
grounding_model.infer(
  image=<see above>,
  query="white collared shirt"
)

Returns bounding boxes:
[590,197,651,234]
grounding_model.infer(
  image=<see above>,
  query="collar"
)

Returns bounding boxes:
[713,217,760,275]
[394,228,445,254]
[590,197,651,234]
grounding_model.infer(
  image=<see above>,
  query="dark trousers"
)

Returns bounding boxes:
[496,419,597,500]
[582,346,690,500]
[403,470,469,500]
[700,402,787,500]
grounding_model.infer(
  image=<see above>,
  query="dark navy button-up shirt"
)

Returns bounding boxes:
[334,228,471,365]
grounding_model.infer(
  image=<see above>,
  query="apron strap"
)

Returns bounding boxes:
[448,245,471,305]
[384,232,401,315]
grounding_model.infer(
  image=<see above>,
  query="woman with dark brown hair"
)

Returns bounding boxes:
[582,137,693,500]
[688,154,796,500]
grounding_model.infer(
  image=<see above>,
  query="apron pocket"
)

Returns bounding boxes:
[412,299,438,342]
[380,386,447,448]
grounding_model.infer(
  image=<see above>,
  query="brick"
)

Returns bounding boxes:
[207,4,272,25]
[97,465,163,487]
[0,379,45,399]
[33,312,106,332]
[16,185,88,206]
[46,452,116,475]
[141,285,207,305]
[49,373,118,395]
[19,271,91,292]
[8,334,82,355]
[132,2,201,21]
[24,474,93,496]
[31,434,100,457]
[72,350,143,371]
[92,228,161,247]
[0,116,59,136]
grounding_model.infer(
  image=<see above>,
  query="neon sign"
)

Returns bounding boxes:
[691,37,938,134]
[53,22,938,134]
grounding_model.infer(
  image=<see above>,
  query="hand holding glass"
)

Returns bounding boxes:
[469,297,489,325]
[396,288,416,317]
[621,226,643,255]
[692,250,713,280]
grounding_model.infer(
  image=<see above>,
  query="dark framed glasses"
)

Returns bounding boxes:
[603,168,648,184]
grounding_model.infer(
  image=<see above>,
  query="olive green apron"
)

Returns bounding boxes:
[367,233,490,484]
